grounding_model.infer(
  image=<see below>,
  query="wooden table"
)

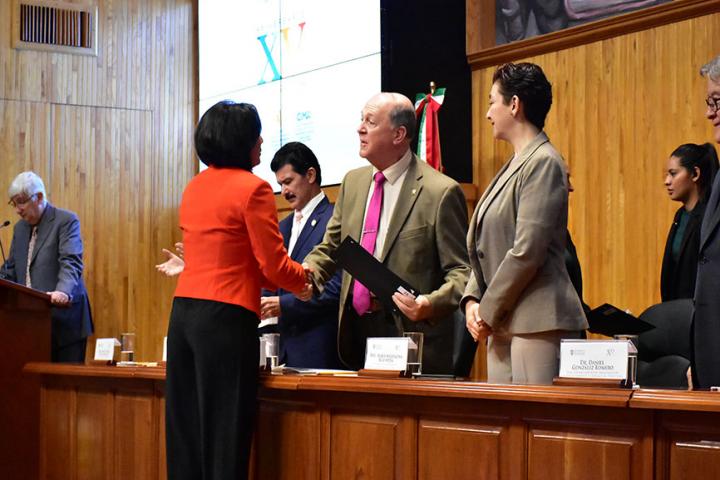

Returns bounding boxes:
[23,363,720,479]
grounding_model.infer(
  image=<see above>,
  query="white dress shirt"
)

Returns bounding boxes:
[287,191,325,256]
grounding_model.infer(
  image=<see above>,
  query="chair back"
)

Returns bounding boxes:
[636,299,692,388]
[637,299,693,361]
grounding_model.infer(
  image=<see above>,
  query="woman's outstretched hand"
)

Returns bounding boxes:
[156,248,185,277]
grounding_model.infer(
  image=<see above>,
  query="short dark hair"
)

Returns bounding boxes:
[270,142,322,185]
[194,101,261,169]
[492,62,553,131]
[671,142,720,200]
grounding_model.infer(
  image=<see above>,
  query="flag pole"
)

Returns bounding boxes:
[414,81,445,172]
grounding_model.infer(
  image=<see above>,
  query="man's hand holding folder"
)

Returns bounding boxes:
[296,236,435,321]
[392,291,433,321]
[299,236,428,318]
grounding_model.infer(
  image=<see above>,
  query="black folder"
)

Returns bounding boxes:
[586,303,655,336]
[333,236,419,310]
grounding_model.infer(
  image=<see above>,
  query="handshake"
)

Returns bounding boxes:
[259,263,314,319]
[296,263,315,302]
[156,242,316,304]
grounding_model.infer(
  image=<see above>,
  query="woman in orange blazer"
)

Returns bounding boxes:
[166,101,309,480]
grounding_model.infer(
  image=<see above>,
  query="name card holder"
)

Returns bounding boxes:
[357,369,405,378]
[552,377,623,388]
[92,338,121,365]
[160,336,167,367]
[559,339,629,384]
[360,337,410,377]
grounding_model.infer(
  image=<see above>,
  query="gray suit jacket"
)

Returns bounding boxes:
[462,133,587,335]
[304,154,471,373]
[0,204,93,348]
[693,170,720,388]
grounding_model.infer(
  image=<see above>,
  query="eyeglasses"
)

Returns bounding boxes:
[706,96,720,113]
[8,194,36,208]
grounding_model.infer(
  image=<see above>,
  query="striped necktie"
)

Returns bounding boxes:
[26,226,38,288]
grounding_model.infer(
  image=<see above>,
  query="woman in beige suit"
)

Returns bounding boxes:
[462,63,587,384]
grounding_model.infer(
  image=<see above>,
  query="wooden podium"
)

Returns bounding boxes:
[0,277,52,480]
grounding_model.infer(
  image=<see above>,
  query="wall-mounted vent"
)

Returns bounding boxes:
[12,1,98,56]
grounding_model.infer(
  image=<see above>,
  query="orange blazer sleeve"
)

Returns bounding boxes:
[245,181,306,294]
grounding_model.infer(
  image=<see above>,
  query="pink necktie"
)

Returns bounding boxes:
[353,172,386,314]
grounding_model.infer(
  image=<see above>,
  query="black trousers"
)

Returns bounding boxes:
[166,297,259,480]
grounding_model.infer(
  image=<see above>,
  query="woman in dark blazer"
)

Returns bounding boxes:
[462,63,587,385]
[661,143,719,301]
[165,101,310,480]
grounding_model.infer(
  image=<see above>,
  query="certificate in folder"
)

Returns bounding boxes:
[334,236,419,310]
[586,303,655,336]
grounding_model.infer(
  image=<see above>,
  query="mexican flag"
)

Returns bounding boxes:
[414,87,445,172]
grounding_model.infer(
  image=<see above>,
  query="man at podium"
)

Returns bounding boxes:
[0,171,93,362]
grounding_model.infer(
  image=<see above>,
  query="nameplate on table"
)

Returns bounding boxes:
[364,337,409,371]
[559,340,628,380]
[94,338,120,362]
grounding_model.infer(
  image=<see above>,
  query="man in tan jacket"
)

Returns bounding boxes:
[303,92,470,374]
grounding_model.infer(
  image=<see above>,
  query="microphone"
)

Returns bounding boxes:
[0,220,10,266]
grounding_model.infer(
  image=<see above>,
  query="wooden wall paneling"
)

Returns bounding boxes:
[40,384,76,479]
[76,388,114,479]
[36,372,166,480]
[157,386,167,480]
[26,365,720,480]
[320,407,332,480]
[655,412,720,480]
[466,0,495,54]
[114,390,157,479]
[417,415,511,480]
[255,400,323,480]
[0,100,52,253]
[146,0,198,361]
[523,409,653,480]
[527,426,635,480]
[0,0,196,361]
[470,13,720,317]
[50,105,155,349]
[329,411,416,480]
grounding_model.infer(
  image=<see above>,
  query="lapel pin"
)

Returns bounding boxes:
[411,189,417,195]
[311,219,317,227]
